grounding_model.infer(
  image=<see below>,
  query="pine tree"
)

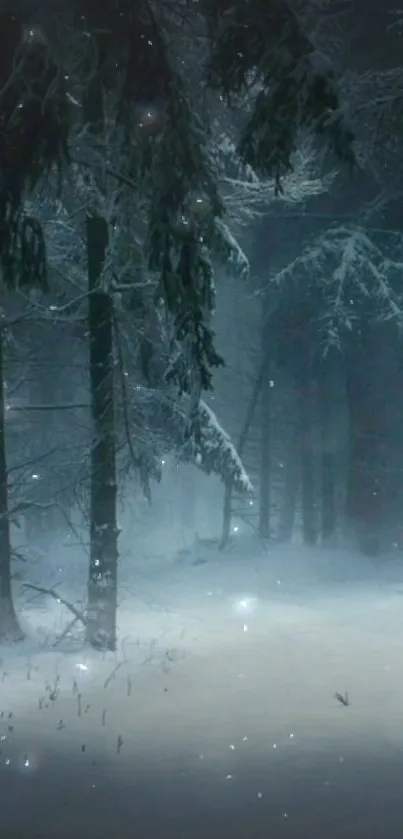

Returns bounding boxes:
[71,0,253,646]
[0,13,69,638]
[204,0,355,186]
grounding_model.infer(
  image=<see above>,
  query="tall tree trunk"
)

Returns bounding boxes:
[86,215,118,651]
[219,479,233,550]
[25,325,68,547]
[0,330,23,640]
[321,451,336,544]
[219,356,266,550]
[277,427,299,542]
[259,369,271,539]
[259,306,271,539]
[295,349,317,546]
[83,34,118,649]
[180,465,196,541]
[345,343,381,556]
[318,365,337,545]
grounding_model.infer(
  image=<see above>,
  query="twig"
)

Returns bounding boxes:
[23,583,87,626]
[103,661,123,689]
[53,616,80,647]
[9,403,89,412]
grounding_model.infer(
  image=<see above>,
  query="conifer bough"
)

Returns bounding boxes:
[0,13,69,289]
[205,0,355,187]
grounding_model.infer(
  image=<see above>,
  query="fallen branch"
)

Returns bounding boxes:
[53,616,80,647]
[23,583,87,626]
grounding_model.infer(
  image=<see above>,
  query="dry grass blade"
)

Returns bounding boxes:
[334,691,350,707]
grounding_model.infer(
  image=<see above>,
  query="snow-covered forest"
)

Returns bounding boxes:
[1,1,403,837]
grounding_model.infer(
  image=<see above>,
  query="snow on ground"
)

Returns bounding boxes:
[2,539,403,837]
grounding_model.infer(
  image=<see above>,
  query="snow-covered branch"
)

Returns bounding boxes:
[177,398,253,493]
[121,381,252,494]
[269,225,403,352]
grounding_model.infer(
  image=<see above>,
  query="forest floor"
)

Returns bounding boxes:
[1,538,403,837]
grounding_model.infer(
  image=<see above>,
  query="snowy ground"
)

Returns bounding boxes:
[2,540,403,838]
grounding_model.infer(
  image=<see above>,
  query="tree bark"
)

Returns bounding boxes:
[83,31,118,650]
[295,351,317,546]
[180,466,196,533]
[86,215,118,651]
[219,479,233,550]
[259,296,271,540]
[219,356,266,550]
[345,344,381,556]
[277,428,299,542]
[321,451,336,544]
[0,329,23,640]
[259,374,271,539]
[318,368,337,545]
[24,324,71,547]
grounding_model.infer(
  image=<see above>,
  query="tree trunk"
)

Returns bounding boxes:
[259,379,271,538]
[0,330,23,640]
[83,31,118,650]
[295,352,317,546]
[86,215,118,651]
[345,346,381,556]
[219,354,266,550]
[219,479,233,550]
[318,368,337,545]
[180,466,196,533]
[25,326,70,548]
[321,451,336,544]
[277,429,299,542]
[259,297,271,540]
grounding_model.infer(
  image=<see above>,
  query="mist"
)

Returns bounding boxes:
[1,1,403,837]
[2,534,403,838]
